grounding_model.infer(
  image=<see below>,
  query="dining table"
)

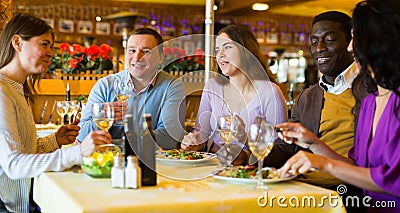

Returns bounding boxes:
[35,123,60,138]
[33,158,347,213]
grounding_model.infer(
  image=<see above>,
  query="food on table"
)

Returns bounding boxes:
[81,145,120,178]
[218,165,281,179]
[164,149,204,160]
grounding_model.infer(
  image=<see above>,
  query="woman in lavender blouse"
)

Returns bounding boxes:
[181,25,288,165]
[278,1,400,212]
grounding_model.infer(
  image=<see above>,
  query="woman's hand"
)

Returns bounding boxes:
[181,132,206,151]
[79,130,112,157]
[275,122,321,149]
[278,150,329,177]
[55,119,80,147]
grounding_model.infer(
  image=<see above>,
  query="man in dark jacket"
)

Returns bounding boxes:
[265,11,368,183]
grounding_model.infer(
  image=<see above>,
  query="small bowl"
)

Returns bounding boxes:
[81,144,121,178]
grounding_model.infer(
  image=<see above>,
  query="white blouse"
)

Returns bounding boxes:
[0,74,81,212]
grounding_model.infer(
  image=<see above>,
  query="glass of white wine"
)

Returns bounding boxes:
[217,113,239,166]
[248,117,275,189]
[66,101,80,124]
[92,102,115,131]
[56,101,70,125]
[114,77,133,125]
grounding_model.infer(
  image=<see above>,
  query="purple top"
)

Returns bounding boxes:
[193,78,288,148]
[349,89,400,211]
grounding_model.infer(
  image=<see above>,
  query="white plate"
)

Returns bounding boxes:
[35,124,60,130]
[213,167,296,184]
[36,130,57,138]
[156,151,217,165]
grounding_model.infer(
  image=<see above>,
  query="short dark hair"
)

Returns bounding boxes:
[312,11,352,42]
[129,27,164,54]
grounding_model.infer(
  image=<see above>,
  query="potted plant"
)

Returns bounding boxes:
[48,42,113,75]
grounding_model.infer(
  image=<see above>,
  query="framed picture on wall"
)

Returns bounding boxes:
[169,40,183,49]
[184,41,195,55]
[59,19,74,33]
[113,22,123,36]
[77,21,93,34]
[96,22,110,35]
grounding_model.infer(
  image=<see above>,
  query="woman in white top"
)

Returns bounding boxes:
[0,13,111,212]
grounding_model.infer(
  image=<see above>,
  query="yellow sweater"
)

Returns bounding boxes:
[319,89,355,157]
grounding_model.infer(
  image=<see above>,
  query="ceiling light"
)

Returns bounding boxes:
[252,3,269,11]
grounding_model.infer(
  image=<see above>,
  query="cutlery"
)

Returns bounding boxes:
[38,100,48,124]
[47,101,57,124]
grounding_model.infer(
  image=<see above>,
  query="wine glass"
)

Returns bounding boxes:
[248,118,275,189]
[92,102,115,131]
[56,101,70,125]
[114,77,133,125]
[66,101,80,123]
[217,113,239,166]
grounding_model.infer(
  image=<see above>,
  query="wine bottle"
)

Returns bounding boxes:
[138,113,156,186]
[123,113,157,186]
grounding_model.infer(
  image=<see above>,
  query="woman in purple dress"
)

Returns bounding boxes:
[277,0,400,212]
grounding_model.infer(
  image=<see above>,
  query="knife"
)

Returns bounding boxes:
[38,100,48,124]
[47,101,57,124]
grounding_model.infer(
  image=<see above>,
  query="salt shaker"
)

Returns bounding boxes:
[125,156,141,189]
[111,155,125,188]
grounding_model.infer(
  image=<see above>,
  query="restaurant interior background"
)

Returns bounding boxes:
[0,0,360,125]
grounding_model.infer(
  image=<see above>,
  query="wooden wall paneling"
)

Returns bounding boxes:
[0,0,12,32]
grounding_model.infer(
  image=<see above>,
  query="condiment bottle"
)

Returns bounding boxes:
[125,156,141,189]
[111,155,125,188]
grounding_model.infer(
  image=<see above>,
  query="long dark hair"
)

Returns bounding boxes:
[214,24,276,84]
[0,13,53,102]
[351,0,400,118]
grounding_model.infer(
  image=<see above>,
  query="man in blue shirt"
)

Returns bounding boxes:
[77,28,186,149]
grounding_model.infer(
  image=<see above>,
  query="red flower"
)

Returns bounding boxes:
[164,47,172,55]
[162,46,205,72]
[85,45,100,60]
[194,48,205,60]
[50,42,113,74]
[59,42,70,53]
[72,44,83,54]
[68,58,79,69]
[99,44,112,60]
